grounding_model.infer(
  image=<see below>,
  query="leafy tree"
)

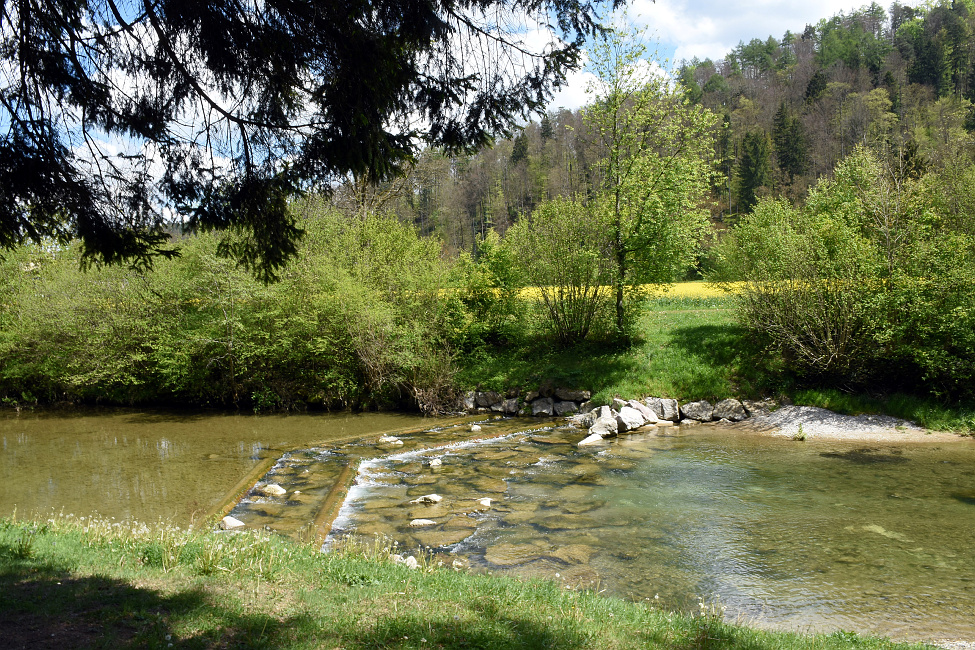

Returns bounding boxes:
[584,26,717,338]
[0,0,615,279]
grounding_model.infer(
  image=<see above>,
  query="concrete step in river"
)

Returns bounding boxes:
[219,415,553,543]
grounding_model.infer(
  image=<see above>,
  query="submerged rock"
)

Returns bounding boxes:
[408,504,450,519]
[551,543,597,564]
[411,528,473,548]
[484,543,542,567]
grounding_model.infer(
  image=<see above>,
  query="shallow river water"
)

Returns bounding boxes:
[0,408,422,523]
[2,409,974,643]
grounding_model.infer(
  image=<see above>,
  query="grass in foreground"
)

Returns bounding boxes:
[0,514,931,650]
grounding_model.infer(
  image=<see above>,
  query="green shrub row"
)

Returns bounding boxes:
[0,202,464,412]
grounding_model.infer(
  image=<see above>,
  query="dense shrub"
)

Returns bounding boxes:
[506,197,615,345]
[0,205,461,412]
[712,147,975,400]
[456,229,525,346]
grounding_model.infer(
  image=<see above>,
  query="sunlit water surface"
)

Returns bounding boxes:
[327,423,975,643]
[0,408,425,523]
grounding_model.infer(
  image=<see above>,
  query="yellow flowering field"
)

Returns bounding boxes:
[517,281,736,300]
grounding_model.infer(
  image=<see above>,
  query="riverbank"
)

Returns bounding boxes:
[0,513,934,650]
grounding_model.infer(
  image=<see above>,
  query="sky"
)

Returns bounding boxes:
[548,0,916,110]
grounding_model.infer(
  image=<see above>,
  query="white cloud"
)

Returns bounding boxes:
[628,0,924,64]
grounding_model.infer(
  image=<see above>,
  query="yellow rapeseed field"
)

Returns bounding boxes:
[517,281,731,300]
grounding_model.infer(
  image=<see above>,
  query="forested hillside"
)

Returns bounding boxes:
[356,0,975,254]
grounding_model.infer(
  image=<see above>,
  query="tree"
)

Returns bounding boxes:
[584,26,717,338]
[0,0,615,279]
[737,131,772,213]
[772,102,808,180]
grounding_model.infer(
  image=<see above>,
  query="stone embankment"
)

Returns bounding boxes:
[461,388,594,417]
[462,389,771,446]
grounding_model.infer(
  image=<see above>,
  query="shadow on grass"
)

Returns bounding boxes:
[0,545,595,650]
[458,338,643,396]
[666,323,775,397]
[0,549,307,650]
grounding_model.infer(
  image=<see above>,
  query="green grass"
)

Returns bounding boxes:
[458,295,975,434]
[0,514,933,650]
[459,296,770,405]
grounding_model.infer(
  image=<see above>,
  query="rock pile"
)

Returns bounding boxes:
[461,388,592,416]
[570,397,761,446]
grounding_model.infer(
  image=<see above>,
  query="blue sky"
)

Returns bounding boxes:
[548,0,923,110]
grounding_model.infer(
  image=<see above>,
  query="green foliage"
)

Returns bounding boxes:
[506,197,614,345]
[712,196,882,381]
[815,4,892,72]
[0,203,460,412]
[1,0,609,279]
[713,146,975,400]
[458,229,525,345]
[584,25,717,338]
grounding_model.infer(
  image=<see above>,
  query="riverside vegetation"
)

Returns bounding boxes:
[2,218,972,431]
[0,513,934,649]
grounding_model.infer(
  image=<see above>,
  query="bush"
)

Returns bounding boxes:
[712,147,975,400]
[711,197,882,382]
[0,202,463,412]
[457,229,525,346]
[506,197,615,345]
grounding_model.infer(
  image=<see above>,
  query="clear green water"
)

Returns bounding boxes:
[0,408,426,523]
[327,422,975,643]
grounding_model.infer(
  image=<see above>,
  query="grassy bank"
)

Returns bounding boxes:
[0,514,929,649]
[460,288,975,434]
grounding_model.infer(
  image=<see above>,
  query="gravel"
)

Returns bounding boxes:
[740,405,953,442]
